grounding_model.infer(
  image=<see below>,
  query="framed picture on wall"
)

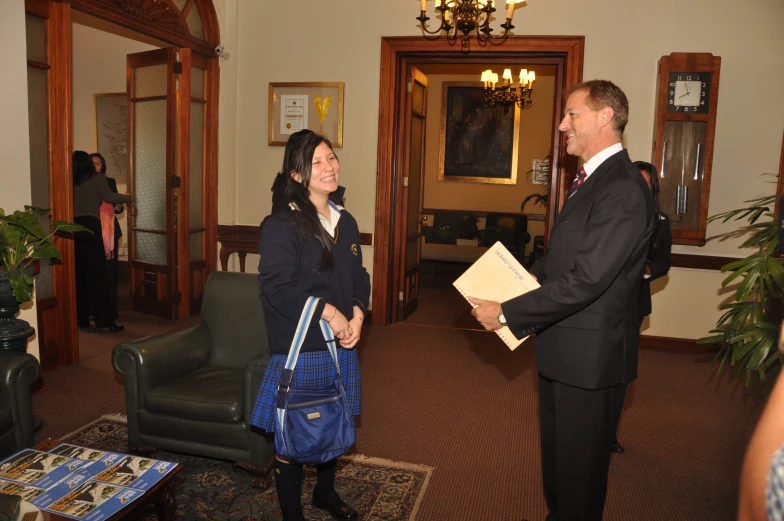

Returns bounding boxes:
[93,92,128,183]
[438,82,520,185]
[268,82,344,147]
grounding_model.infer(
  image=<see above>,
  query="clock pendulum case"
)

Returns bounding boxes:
[651,52,721,246]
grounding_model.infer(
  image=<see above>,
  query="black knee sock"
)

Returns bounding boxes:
[314,458,338,498]
[274,459,305,521]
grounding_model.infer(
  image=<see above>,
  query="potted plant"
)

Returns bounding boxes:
[521,155,551,212]
[0,206,88,352]
[697,176,784,387]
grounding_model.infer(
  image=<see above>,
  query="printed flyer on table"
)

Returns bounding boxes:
[0,444,176,520]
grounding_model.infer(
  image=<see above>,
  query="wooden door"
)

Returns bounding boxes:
[25,0,77,370]
[126,48,181,319]
[398,67,428,319]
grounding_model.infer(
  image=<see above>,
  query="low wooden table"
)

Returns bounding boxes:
[34,440,181,521]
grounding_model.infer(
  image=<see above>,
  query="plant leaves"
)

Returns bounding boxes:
[31,240,60,261]
[52,221,92,234]
[9,271,32,303]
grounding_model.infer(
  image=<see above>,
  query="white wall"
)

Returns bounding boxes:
[1,0,39,358]
[216,0,784,340]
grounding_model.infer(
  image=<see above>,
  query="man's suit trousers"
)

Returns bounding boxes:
[539,374,626,521]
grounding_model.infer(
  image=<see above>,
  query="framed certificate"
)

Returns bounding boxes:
[268,82,344,147]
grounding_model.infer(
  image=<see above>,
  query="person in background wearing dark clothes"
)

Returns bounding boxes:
[73,150,131,332]
[90,153,124,321]
[611,161,672,455]
[250,129,370,521]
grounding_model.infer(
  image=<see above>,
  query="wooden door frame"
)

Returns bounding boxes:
[37,0,221,366]
[372,36,585,325]
[397,67,429,320]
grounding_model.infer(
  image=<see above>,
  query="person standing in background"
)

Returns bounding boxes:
[73,150,131,333]
[91,153,125,321]
[611,161,673,454]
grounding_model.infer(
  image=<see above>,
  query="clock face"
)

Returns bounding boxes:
[667,72,711,113]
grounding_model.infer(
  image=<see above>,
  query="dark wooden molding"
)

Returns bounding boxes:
[422,208,546,221]
[639,335,719,354]
[48,0,79,367]
[373,36,585,326]
[217,225,373,271]
[217,224,261,238]
[670,254,739,271]
[60,0,220,57]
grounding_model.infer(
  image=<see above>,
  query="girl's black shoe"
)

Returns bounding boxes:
[312,491,358,520]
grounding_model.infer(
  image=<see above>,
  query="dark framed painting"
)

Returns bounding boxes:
[438,82,520,185]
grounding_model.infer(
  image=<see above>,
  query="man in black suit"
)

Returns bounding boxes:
[471,80,654,521]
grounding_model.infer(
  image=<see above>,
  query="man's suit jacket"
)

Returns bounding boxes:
[638,215,672,318]
[106,176,123,243]
[503,150,654,390]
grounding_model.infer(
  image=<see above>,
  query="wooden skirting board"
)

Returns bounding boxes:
[639,335,718,354]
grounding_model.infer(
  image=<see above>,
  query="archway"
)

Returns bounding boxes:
[372,36,585,325]
[25,0,221,369]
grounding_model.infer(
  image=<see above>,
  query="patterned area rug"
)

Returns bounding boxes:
[60,416,433,521]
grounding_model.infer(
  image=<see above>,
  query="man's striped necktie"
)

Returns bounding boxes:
[567,168,587,198]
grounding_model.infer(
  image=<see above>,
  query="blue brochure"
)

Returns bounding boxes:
[31,472,143,520]
[0,449,87,489]
[50,444,176,492]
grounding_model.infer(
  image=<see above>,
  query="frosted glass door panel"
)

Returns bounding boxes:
[189,102,204,229]
[134,100,167,232]
[134,65,167,98]
[135,231,167,265]
[187,5,205,40]
[191,68,205,99]
[189,232,203,262]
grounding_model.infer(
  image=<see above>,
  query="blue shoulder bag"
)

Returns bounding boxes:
[274,296,357,464]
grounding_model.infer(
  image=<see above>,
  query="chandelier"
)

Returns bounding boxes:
[417,0,527,51]
[482,68,535,111]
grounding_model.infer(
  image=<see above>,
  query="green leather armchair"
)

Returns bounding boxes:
[0,352,41,459]
[112,271,274,484]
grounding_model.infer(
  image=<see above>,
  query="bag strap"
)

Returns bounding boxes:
[279,296,341,389]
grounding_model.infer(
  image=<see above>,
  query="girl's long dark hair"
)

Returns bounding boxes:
[73,151,94,186]
[634,161,663,259]
[279,129,336,272]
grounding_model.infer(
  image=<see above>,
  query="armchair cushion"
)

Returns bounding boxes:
[201,272,270,369]
[146,366,244,423]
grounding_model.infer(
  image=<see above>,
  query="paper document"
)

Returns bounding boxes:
[453,241,540,350]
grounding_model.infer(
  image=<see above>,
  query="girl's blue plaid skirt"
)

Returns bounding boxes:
[249,348,361,433]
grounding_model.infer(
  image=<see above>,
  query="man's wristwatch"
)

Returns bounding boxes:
[498,313,507,325]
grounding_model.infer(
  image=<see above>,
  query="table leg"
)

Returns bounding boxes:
[219,247,230,271]
[151,484,177,521]
[238,252,247,273]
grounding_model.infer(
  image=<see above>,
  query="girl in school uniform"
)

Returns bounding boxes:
[250,129,370,521]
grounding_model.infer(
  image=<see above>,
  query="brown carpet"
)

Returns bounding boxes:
[32,276,760,521]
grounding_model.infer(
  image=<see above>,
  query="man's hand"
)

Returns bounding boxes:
[468,297,503,331]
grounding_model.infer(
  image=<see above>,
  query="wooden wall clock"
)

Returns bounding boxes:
[651,52,721,246]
